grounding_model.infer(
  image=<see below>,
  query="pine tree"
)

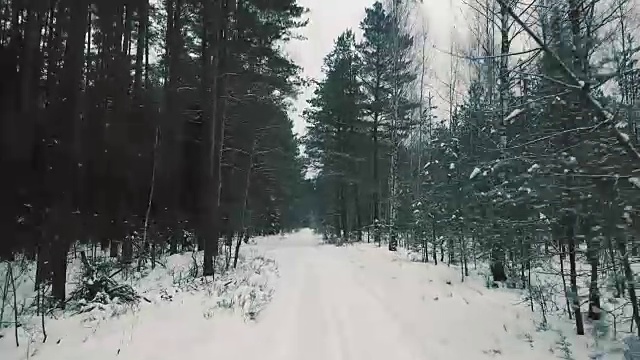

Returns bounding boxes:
[358,1,418,248]
[0,0,308,304]
[305,30,364,241]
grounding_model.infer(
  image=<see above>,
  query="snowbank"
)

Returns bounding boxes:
[0,243,279,360]
[389,241,630,358]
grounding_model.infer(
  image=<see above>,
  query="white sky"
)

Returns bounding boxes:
[285,0,467,136]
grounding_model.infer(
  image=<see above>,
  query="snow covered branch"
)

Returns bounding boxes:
[496,0,640,164]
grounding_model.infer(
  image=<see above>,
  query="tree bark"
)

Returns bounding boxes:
[202,0,230,276]
[234,139,255,269]
[48,0,89,305]
[566,212,584,335]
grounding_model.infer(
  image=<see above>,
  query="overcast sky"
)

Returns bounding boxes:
[285,0,466,136]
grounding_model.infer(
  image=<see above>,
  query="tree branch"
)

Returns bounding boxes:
[496,0,640,163]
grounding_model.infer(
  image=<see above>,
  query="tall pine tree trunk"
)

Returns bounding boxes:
[354,183,362,242]
[202,0,230,276]
[489,0,510,283]
[234,139,255,269]
[566,211,584,335]
[49,0,88,305]
[587,235,600,320]
[372,111,380,245]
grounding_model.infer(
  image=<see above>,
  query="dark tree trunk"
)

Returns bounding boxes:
[559,241,572,319]
[354,184,362,242]
[50,234,67,304]
[432,217,438,265]
[607,234,622,298]
[339,183,348,241]
[45,0,88,306]
[110,240,119,257]
[587,234,601,321]
[491,243,507,282]
[202,0,230,276]
[617,235,640,337]
[169,231,179,254]
[233,136,255,268]
[372,111,380,245]
[34,237,50,290]
[163,0,184,235]
[566,213,584,335]
[100,237,109,251]
[122,235,133,264]
[132,0,147,114]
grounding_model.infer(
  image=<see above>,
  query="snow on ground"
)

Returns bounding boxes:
[1,229,616,359]
[392,244,629,358]
[0,240,278,360]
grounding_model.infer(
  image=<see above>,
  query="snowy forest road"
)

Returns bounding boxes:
[243,233,430,360]
[1,230,557,360]
[217,230,548,360]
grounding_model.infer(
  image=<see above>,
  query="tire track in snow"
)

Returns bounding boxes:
[319,248,433,360]
[343,248,460,359]
[257,245,351,360]
[247,246,309,360]
[253,236,533,360]
[342,246,541,359]
[292,246,347,360]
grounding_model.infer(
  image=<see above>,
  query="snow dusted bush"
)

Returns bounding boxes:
[213,256,278,320]
[555,330,575,360]
[527,282,555,330]
[151,250,278,321]
[68,252,139,313]
[77,297,135,322]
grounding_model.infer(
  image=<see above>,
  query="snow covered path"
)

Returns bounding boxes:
[214,230,551,360]
[2,229,574,360]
